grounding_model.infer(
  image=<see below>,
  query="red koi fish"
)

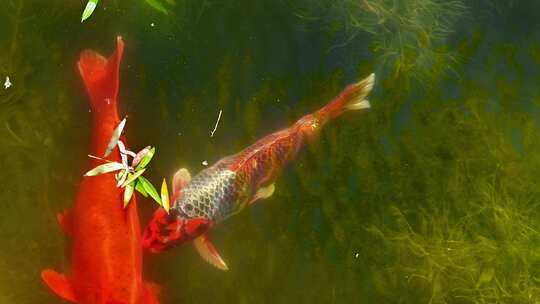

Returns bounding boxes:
[41,37,160,304]
[142,73,375,270]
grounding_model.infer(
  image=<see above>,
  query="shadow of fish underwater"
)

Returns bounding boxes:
[142,71,375,270]
[41,37,160,304]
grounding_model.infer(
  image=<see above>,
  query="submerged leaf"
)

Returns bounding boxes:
[135,147,155,170]
[132,146,151,167]
[84,162,124,176]
[121,169,147,188]
[116,170,128,187]
[81,0,99,23]
[104,117,127,157]
[123,183,134,207]
[144,0,169,15]
[161,178,170,213]
[117,140,136,167]
[138,176,162,206]
[135,181,149,197]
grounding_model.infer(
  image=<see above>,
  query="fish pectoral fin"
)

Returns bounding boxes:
[172,168,191,194]
[194,234,229,271]
[56,209,73,236]
[41,269,76,302]
[143,281,161,304]
[249,183,275,205]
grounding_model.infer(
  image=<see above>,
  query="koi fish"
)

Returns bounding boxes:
[41,37,160,304]
[142,73,375,270]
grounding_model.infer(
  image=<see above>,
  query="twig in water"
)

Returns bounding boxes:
[210,109,222,137]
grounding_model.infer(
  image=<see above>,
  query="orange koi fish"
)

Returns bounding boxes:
[142,73,375,270]
[41,37,160,304]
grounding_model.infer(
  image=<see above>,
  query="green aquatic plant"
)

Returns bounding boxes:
[81,0,98,22]
[81,0,174,22]
[295,0,466,86]
[84,118,170,211]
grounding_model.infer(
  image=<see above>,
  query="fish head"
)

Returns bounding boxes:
[142,207,212,253]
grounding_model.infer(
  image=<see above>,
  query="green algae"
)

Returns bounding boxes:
[294,0,467,87]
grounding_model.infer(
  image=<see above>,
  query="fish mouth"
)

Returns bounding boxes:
[141,223,171,253]
[142,230,167,253]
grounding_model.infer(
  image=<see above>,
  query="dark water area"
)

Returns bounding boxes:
[2,0,540,303]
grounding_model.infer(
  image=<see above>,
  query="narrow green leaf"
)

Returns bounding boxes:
[121,169,147,188]
[135,147,155,170]
[116,170,128,187]
[132,146,151,167]
[161,178,170,213]
[104,117,127,157]
[81,0,99,23]
[84,162,124,176]
[138,176,162,206]
[123,183,134,207]
[144,0,169,15]
[135,181,149,197]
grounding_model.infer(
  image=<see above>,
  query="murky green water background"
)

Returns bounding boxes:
[2,1,540,303]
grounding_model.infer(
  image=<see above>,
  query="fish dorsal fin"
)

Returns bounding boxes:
[193,234,229,271]
[249,183,275,205]
[172,168,191,194]
[41,269,76,302]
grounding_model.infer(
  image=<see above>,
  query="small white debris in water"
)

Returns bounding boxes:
[4,76,12,89]
[210,109,223,137]
[202,160,208,166]
[354,252,360,258]
[177,132,182,136]
[150,23,155,27]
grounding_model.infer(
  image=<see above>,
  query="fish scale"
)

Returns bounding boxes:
[173,164,238,223]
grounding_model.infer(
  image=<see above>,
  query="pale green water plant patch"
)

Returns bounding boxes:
[84,118,170,211]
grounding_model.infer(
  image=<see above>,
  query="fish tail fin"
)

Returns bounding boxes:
[78,36,124,112]
[315,73,375,122]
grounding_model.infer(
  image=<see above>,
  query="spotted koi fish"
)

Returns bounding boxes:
[142,73,375,270]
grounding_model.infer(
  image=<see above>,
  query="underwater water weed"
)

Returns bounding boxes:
[294,0,466,87]
[354,86,540,303]
[367,200,540,303]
